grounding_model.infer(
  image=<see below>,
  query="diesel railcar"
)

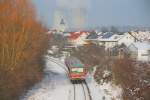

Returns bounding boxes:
[65,57,87,82]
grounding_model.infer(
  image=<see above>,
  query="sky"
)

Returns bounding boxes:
[31,0,150,28]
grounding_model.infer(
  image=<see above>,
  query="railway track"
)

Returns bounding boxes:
[47,57,92,100]
[47,57,69,73]
[73,81,92,100]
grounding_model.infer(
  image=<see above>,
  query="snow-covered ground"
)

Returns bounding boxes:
[21,56,71,100]
[86,73,122,100]
[21,55,122,100]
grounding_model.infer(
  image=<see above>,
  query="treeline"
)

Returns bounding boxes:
[0,0,48,100]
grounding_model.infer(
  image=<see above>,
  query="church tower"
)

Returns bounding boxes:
[53,0,88,31]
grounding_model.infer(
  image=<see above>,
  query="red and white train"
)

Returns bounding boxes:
[65,57,87,83]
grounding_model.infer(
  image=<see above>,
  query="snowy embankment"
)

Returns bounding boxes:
[86,71,122,100]
[21,56,71,100]
[21,55,122,100]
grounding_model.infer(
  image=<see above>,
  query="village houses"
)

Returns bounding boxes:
[86,32,136,49]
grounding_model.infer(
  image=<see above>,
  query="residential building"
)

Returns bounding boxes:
[110,44,130,59]
[128,42,150,61]
[95,32,135,49]
[67,31,90,46]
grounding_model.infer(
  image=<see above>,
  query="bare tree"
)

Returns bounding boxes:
[0,0,48,100]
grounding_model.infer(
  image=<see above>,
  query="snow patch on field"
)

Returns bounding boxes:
[99,82,122,100]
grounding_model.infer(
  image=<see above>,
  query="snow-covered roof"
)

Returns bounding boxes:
[86,33,98,39]
[101,32,114,39]
[97,32,125,42]
[131,42,150,50]
[130,31,150,42]
[68,31,89,40]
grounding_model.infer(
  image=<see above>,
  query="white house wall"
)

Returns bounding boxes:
[105,42,117,49]
[137,50,149,61]
[128,44,150,61]
[98,41,117,49]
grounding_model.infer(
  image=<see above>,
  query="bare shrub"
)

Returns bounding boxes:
[112,58,150,100]
[71,44,106,67]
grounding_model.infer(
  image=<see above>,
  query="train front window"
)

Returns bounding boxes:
[71,68,84,73]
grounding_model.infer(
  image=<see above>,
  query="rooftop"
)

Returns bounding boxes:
[97,32,125,42]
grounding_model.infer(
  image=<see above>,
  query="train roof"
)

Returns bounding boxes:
[65,57,84,68]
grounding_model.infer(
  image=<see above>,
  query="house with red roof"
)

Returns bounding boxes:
[67,31,90,46]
